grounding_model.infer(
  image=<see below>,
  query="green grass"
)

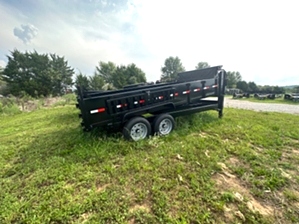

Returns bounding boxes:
[230,96,299,105]
[1,105,299,223]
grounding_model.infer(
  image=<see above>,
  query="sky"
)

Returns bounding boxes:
[0,0,299,86]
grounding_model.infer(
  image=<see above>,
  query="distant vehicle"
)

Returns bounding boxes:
[284,93,299,102]
[75,66,227,141]
[254,93,276,100]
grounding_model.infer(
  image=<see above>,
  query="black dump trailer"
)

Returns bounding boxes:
[75,66,227,141]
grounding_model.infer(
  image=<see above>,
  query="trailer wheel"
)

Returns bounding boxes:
[123,117,151,141]
[153,114,175,136]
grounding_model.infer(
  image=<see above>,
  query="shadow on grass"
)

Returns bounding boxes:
[174,111,220,135]
[85,110,221,143]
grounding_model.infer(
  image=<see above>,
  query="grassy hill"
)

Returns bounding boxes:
[1,102,299,223]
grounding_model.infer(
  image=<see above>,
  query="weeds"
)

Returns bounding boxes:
[0,101,21,115]
[0,93,76,116]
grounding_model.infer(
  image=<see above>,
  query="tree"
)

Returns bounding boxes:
[259,85,273,93]
[248,81,259,92]
[125,63,147,84]
[226,71,242,88]
[236,81,249,92]
[161,56,185,82]
[75,73,90,89]
[293,86,299,93]
[195,62,210,69]
[88,73,105,90]
[226,72,236,88]
[0,66,7,95]
[235,72,242,83]
[48,54,74,95]
[1,49,74,97]
[95,61,146,89]
[95,61,116,85]
[273,86,285,94]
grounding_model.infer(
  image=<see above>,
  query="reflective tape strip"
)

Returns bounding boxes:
[170,93,174,97]
[175,92,179,96]
[159,96,163,99]
[90,108,105,114]
[134,101,138,104]
[204,86,210,90]
[212,85,218,88]
[182,90,190,94]
[194,88,201,92]
[90,110,98,114]
[117,103,127,108]
[139,99,145,103]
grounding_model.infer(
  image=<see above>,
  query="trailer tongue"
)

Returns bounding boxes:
[76,66,227,141]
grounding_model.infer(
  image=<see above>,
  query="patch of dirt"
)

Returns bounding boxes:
[285,169,298,179]
[279,168,292,180]
[128,218,135,224]
[283,146,299,156]
[191,132,208,138]
[249,143,265,152]
[17,97,64,112]
[292,149,299,155]
[43,97,63,107]
[289,138,299,144]
[214,160,276,218]
[217,162,236,178]
[18,100,39,111]
[214,172,274,216]
[280,150,299,180]
[228,157,240,166]
[129,203,151,213]
[62,183,74,189]
[223,204,238,222]
[76,212,92,223]
[96,184,110,193]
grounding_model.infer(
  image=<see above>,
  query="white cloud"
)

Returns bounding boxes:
[13,24,38,44]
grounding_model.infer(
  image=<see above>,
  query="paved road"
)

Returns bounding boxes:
[224,98,299,115]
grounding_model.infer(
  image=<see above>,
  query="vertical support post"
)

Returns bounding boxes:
[218,70,226,118]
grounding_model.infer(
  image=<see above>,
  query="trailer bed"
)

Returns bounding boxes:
[76,66,226,140]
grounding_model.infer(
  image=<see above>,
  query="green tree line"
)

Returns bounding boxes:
[76,61,147,91]
[0,50,292,98]
[160,56,287,94]
[0,50,147,97]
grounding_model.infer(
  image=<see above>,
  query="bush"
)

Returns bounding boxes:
[0,95,18,107]
[61,93,76,104]
[49,94,76,108]
[0,100,21,115]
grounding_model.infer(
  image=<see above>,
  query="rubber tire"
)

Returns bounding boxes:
[153,114,175,136]
[123,117,151,141]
